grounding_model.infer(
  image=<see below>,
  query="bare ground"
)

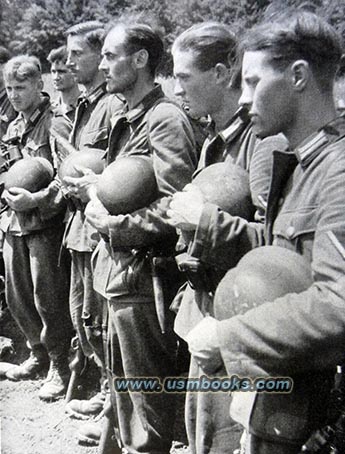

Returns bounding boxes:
[0,309,242,454]
[0,309,99,454]
[1,378,99,454]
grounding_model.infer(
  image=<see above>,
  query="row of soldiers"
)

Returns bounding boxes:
[1,8,345,454]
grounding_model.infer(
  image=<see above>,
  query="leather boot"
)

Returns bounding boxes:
[66,390,106,419]
[77,421,102,446]
[38,355,70,401]
[66,375,108,419]
[6,344,49,381]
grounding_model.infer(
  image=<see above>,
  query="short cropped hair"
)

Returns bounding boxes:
[66,21,105,52]
[241,11,342,91]
[172,22,241,88]
[47,45,68,64]
[0,47,11,64]
[107,17,164,77]
[4,55,42,82]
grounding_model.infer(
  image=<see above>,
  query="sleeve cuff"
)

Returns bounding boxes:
[190,202,217,257]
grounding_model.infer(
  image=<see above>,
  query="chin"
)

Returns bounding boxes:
[252,125,272,139]
[187,106,204,119]
[106,82,117,94]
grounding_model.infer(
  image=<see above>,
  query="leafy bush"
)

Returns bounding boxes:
[0,0,344,75]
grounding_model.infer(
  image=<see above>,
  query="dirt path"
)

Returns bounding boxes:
[0,310,99,454]
[1,378,98,454]
[0,310,242,454]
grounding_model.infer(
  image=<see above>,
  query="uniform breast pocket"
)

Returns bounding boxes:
[80,126,109,149]
[24,140,51,160]
[273,206,317,256]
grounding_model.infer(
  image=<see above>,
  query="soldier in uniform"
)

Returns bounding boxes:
[47,45,80,165]
[167,23,288,454]
[2,55,72,401]
[61,21,122,436]
[84,18,198,453]
[0,47,16,141]
[0,46,16,314]
[180,11,345,454]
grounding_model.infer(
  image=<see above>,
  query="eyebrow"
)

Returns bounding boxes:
[174,71,190,77]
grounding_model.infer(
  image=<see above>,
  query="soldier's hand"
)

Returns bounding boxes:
[63,166,99,203]
[85,195,109,234]
[167,184,204,231]
[186,316,223,374]
[3,187,38,212]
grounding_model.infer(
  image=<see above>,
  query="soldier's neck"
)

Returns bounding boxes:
[82,72,104,96]
[212,89,241,132]
[287,97,337,150]
[123,78,156,110]
[60,85,81,109]
[21,97,42,122]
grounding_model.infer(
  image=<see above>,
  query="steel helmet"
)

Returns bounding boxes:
[96,155,157,215]
[192,162,255,219]
[4,157,54,192]
[58,148,105,183]
[214,246,312,320]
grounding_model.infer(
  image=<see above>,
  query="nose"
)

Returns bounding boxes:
[10,91,18,101]
[238,84,252,109]
[66,53,74,68]
[99,56,107,72]
[174,78,184,98]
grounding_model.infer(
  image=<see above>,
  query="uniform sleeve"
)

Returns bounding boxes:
[192,204,265,270]
[187,135,289,270]
[34,179,66,221]
[27,114,66,220]
[217,151,345,378]
[107,103,198,249]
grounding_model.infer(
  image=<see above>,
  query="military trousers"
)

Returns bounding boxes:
[107,298,178,454]
[69,249,105,365]
[3,226,72,356]
[186,357,242,454]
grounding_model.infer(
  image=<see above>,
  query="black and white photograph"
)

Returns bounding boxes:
[0,0,345,453]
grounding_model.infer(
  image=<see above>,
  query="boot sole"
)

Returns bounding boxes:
[77,435,100,447]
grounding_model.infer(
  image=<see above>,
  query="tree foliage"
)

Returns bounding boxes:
[0,0,344,74]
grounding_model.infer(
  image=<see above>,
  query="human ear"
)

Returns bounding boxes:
[290,60,309,91]
[133,49,149,70]
[214,63,231,84]
[37,79,44,92]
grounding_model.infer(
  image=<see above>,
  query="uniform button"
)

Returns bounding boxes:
[286,226,295,238]
[278,197,284,207]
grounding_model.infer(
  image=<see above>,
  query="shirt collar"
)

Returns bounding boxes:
[295,116,345,166]
[78,82,107,106]
[18,94,50,126]
[206,106,250,144]
[121,84,165,123]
